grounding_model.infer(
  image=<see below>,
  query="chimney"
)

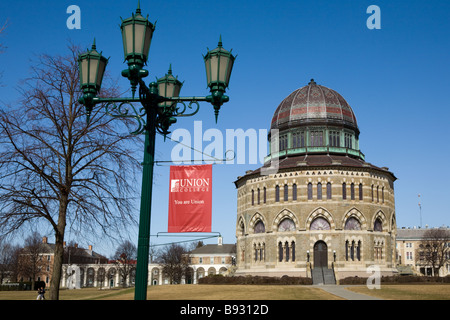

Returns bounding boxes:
[218,236,223,246]
[42,236,48,244]
[88,245,93,251]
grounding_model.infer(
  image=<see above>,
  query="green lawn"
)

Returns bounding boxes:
[0,285,340,300]
[0,284,449,300]
[346,284,450,300]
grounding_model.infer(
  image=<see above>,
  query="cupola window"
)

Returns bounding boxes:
[329,131,340,147]
[344,133,353,149]
[279,134,288,151]
[293,131,305,148]
[310,131,323,147]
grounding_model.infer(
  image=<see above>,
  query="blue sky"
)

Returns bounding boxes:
[1,0,449,256]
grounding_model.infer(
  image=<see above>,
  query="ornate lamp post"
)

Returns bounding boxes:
[77,4,235,300]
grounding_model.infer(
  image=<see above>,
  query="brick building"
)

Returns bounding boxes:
[234,80,398,284]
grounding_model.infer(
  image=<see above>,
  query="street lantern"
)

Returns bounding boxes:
[77,3,235,301]
[77,40,108,119]
[203,36,236,91]
[120,3,155,67]
[203,36,236,122]
[156,65,183,108]
[120,3,155,97]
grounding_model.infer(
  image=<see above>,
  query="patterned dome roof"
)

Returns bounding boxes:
[271,79,358,133]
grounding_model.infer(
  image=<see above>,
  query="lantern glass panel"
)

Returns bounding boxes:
[210,55,219,85]
[173,83,181,98]
[96,60,106,87]
[134,23,146,55]
[226,58,234,85]
[205,59,211,85]
[143,26,153,58]
[81,59,89,85]
[219,55,229,83]
[124,24,134,56]
[89,59,99,85]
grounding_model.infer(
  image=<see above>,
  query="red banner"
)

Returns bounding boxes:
[168,165,212,233]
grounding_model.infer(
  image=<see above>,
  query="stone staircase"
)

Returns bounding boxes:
[312,267,336,285]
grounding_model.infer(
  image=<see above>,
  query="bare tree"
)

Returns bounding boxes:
[0,20,6,51]
[0,239,20,283]
[0,45,142,299]
[417,228,450,276]
[157,243,192,284]
[18,232,46,290]
[112,240,137,287]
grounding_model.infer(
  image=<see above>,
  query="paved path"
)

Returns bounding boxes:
[312,285,383,300]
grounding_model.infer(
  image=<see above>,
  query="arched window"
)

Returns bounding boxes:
[317,182,322,200]
[278,242,283,262]
[275,185,280,202]
[254,220,265,234]
[350,241,355,260]
[285,241,290,262]
[279,134,288,151]
[239,220,245,236]
[293,131,305,148]
[263,187,266,203]
[374,218,383,232]
[278,241,296,262]
[371,185,374,201]
[251,189,254,205]
[310,130,323,146]
[307,183,313,200]
[357,240,361,261]
[350,183,355,200]
[278,218,296,232]
[284,184,288,201]
[291,241,296,262]
[310,217,331,230]
[377,186,379,202]
[292,184,297,200]
[257,188,260,204]
[260,243,265,261]
[345,240,349,260]
[374,240,384,261]
[329,131,340,147]
[342,183,347,200]
[359,183,363,200]
[382,187,384,203]
[254,243,265,262]
[327,182,332,200]
[344,217,361,230]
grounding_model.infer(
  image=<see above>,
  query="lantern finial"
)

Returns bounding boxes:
[136,0,141,14]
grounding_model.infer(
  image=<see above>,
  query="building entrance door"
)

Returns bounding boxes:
[314,241,328,268]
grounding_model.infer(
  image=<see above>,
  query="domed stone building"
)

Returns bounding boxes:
[234,79,397,283]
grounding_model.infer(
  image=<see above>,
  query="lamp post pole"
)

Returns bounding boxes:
[77,5,235,300]
[135,92,157,300]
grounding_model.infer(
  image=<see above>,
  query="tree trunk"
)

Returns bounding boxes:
[49,197,68,300]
